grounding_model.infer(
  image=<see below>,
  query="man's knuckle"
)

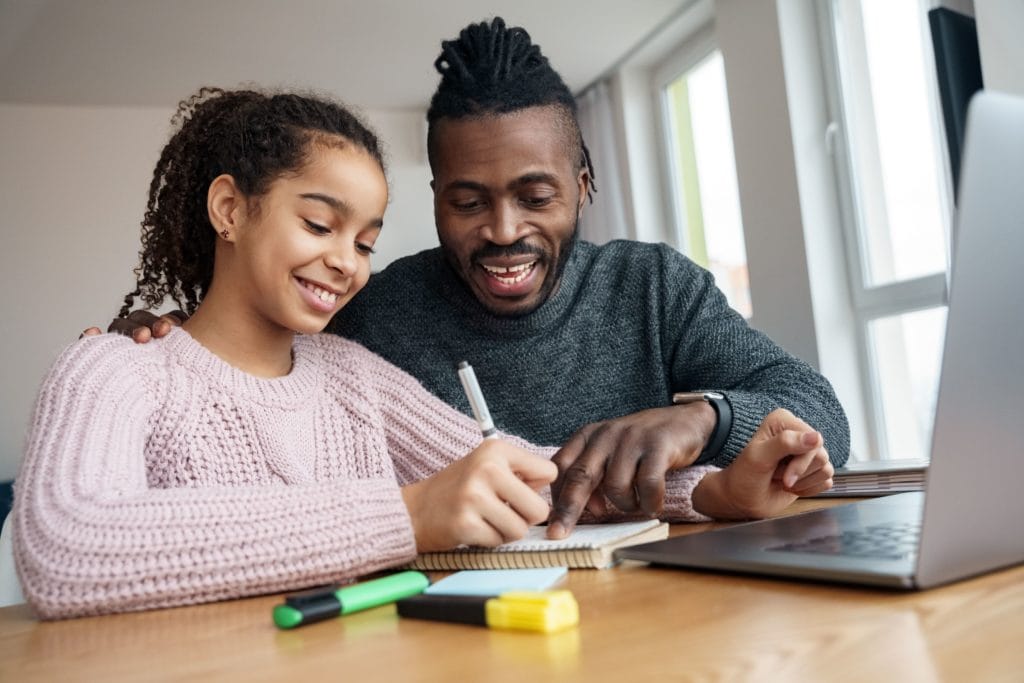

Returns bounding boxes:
[562,466,596,488]
[603,480,631,499]
[552,497,583,518]
[637,472,664,490]
[618,423,642,441]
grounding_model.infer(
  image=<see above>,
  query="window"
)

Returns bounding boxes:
[868,306,947,459]
[821,0,952,459]
[656,32,751,318]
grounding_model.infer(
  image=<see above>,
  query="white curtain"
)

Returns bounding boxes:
[576,80,631,244]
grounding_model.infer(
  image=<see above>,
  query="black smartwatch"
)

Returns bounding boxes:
[672,391,732,464]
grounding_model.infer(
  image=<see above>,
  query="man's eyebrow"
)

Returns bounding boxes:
[443,174,560,193]
[509,172,560,190]
[443,180,488,193]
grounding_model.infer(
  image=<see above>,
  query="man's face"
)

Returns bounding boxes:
[431,105,589,317]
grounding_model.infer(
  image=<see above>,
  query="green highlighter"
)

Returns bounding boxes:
[273,571,430,629]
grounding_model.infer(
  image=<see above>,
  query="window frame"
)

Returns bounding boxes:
[652,22,753,319]
[815,0,952,459]
[652,23,719,256]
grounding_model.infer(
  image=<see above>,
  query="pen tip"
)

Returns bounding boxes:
[457,360,470,370]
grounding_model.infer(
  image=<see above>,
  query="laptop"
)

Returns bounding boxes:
[616,90,1024,589]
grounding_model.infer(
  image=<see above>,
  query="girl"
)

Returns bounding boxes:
[13,87,830,620]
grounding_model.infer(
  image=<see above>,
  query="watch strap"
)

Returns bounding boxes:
[672,391,732,464]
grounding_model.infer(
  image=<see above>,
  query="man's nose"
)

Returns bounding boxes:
[482,202,527,245]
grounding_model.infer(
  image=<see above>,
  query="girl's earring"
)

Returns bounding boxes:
[220,230,230,240]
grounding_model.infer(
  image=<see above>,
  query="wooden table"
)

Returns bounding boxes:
[2,499,1022,682]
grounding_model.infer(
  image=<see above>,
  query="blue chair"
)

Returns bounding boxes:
[0,481,24,606]
[0,480,11,528]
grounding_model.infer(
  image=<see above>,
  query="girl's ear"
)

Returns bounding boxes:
[207,174,243,241]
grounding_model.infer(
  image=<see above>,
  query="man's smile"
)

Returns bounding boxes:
[476,259,541,297]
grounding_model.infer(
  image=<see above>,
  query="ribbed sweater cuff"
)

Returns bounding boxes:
[663,465,718,522]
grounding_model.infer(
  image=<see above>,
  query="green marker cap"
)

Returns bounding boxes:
[273,571,430,629]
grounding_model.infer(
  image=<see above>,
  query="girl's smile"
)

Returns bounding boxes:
[294,275,345,313]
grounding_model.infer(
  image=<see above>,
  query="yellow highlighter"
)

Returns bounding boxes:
[396,590,579,633]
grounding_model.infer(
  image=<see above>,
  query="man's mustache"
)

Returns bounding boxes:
[472,240,546,261]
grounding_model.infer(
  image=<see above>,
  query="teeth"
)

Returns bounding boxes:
[482,261,535,280]
[301,279,338,305]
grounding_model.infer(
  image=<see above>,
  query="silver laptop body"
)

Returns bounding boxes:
[616,91,1024,589]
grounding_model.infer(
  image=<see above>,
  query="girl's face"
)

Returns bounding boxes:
[230,144,388,335]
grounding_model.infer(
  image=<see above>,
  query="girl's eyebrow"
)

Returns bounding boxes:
[299,192,384,229]
[299,192,351,216]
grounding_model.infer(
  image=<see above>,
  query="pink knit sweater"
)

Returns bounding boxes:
[14,328,715,619]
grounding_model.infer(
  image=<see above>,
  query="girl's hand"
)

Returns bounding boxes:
[401,440,557,552]
[692,409,834,520]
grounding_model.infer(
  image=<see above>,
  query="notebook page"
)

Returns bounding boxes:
[490,520,663,552]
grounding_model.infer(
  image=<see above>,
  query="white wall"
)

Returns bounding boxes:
[366,111,438,265]
[975,0,1024,96]
[714,0,821,372]
[0,103,433,481]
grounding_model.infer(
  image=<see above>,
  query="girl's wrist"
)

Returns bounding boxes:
[692,470,743,520]
[400,482,426,551]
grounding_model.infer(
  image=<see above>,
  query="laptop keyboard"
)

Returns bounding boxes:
[767,521,921,560]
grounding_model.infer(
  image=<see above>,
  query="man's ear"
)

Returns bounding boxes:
[576,168,591,217]
[207,174,244,241]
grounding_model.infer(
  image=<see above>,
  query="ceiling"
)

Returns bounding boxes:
[0,0,689,109]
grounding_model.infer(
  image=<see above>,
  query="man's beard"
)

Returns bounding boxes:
[443,221,579,319]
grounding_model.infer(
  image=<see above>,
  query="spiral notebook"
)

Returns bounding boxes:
[408,520,669,570]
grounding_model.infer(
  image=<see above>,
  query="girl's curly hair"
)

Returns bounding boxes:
[119,86,385,317]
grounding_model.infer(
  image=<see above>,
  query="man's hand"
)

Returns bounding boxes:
[691,408,834,520]
[80,310,187,342]
[401,439,557,552]
[547,403,717,539]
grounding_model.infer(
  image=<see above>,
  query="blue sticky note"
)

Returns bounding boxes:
[424,567,568,596]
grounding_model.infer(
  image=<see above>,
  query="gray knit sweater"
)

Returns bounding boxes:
[331,239,850,467]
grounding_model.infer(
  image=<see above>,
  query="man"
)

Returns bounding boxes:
[104,18,848,537]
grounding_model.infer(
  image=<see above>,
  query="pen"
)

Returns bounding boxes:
[396,590,580,633]
[457,360,497,439]
[273,570,430,630]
